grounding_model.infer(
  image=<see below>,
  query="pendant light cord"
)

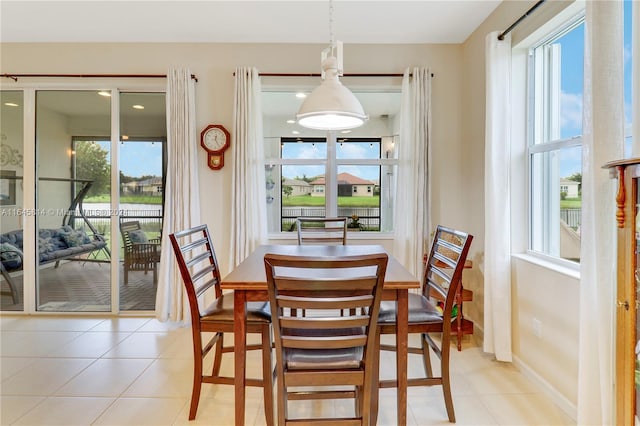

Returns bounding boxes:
[329,0,335,55]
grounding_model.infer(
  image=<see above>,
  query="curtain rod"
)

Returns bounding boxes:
[498,0,546,40]
[2,73,198,82]
[237,72,434,78]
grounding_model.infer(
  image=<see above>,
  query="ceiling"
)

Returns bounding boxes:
[1,1,502,44]
[1,1,503,133]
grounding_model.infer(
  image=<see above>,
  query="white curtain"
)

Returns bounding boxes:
[484,32,512,362]
[229,67,267,267]
[393,68,432,277]
[577,2,624,424]
[155,68,201,323]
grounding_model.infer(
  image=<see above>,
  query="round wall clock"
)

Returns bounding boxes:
[200,124,230,170]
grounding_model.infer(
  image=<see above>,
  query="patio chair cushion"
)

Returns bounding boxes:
[0,242,23,270]
[60,228,91,247]
[0,227,106,270]
[129,230,148,243]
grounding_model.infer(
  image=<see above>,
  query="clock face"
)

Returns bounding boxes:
[203,128,226,152]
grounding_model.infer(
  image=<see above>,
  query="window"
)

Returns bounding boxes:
[263,90,400,234]
[528,15,584,262]
[623,0,634,155]
[266,137,393,232]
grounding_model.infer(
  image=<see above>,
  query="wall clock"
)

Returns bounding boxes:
[200,124,230,170]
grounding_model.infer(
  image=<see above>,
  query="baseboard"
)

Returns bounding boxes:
[471,321,576,421]
[512,354,577,421]
[470,318,483,346]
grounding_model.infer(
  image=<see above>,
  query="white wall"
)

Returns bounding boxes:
[461,0,580,416]
[36,107,75,229]
[1,42,464,276]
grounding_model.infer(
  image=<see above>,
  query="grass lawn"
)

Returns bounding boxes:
[283,195,380,207]
[560,198,582,208]
[85,195,163,204]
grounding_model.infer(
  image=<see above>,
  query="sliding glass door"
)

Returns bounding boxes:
[0,87,166,314]
[0,91,25,311]
[117,92,165,311]
[36,91,113,312]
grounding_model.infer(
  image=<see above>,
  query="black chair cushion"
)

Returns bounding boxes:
[377,292,442,323]
[285,346,363,370]
[201,294,271,324]
[282,327,364,369]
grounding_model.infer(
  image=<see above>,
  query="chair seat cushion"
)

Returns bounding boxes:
[285,347,363,370]
[283,327,364,370]
[201,294,271,324]
[377,292,442,323]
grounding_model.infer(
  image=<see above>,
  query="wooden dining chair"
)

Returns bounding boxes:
[374,225,473,423]
[264,251,388,426]
[169,225,274,424]
[296,217,347,245]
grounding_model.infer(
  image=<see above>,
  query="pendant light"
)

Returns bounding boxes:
[296,0,367,130]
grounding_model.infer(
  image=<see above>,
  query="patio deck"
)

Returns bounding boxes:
[0,260,156,312]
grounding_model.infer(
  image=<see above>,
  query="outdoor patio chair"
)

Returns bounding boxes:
[120,220,160,285]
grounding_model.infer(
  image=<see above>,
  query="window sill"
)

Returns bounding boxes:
[511,252,580,280]
[267,232,395,241]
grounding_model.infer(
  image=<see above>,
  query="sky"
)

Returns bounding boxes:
[120,142,162,178]
[95,140,163,178]
[281,140,381,181]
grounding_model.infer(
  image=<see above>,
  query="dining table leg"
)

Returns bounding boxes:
[396,289,408,426]
[234,290,247,426]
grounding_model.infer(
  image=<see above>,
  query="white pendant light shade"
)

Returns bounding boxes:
[297,56,367,130]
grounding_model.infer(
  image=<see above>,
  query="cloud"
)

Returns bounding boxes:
[559,145,582,178]
[282,165,324,180]
[624,43,632,67]
[284,143,325,160]
[338,143,366,158]
[560,91,583,133]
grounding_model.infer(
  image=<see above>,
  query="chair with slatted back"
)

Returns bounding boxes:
[373,225,473,423]
[295,217,349,317]
[296,217,347,245]
[169,225,274,424]
[264,251,388,426]
[120,220,161,285]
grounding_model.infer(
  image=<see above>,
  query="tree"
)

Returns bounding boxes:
[75,142,110,196]
[120,171,135,184]
[294,174,315,184]
[567,172,581,183]
[283,185,293,197]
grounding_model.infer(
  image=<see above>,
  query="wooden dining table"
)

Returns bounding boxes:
[221,244,420,426]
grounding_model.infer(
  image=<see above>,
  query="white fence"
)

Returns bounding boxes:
[560,208,581,229]
[282,207,380,231]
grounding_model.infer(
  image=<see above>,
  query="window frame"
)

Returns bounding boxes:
[526,12,585,266]
[266,134,397,235]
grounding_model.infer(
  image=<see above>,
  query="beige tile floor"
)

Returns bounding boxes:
[0,315,576,426]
